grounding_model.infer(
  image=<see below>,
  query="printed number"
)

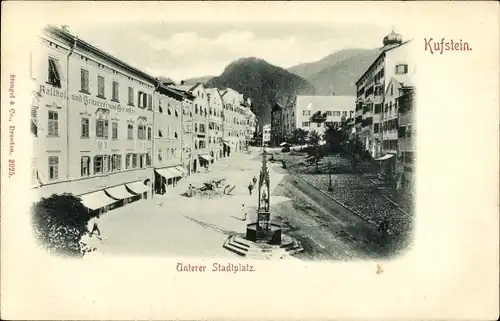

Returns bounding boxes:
[8,159,15,177]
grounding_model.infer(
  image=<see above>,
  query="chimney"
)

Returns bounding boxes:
[61,25,70,33]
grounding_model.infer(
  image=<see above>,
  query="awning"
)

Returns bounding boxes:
[156,168,176,179]
[105,185,135,200]
[175,166,187,174]
[199,154,213,161]
[280,142,290,147]
[375,154,395,161]
[169,167,183,176]
[126,181,148,194]
[79,190,117,211]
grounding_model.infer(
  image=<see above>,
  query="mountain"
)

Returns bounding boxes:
[183,75,213,85]
[288,48,380,95]
[206,57,316,125]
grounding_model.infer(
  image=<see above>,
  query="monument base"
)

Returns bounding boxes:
[245,222,282,245]
[223,233,304,260]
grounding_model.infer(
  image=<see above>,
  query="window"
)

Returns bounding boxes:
[147,94,153,110]
[137,123,146,140]
[112,122,118,139]
[302,110,310,116]
[97,75,105,97]
[128,87,134,106]
[395,64,408,75]
[31,108,38,137]
[81,156,90,176]
[48,111,59,136]
[326,111,332,116]
[96,118,109,139]
[112,81,119,101]
[302,121,310,127]
[374,123,380,133]
[80,69,89,92]
[126,153,133,169]
[94,155,103,174]
[158,129,163,138]
[132,154,137,168]
[139,154,145,168]
[138,91,148,108]
[127,124,133,139]
[147,127,152,140]
[48,57,62,88]
[48,156,59,180]
[407,124,412,137]
[158,149,163,162]
[342,111,347,117]
[81,118,89,138]
[111,154,122,171]
[158,99,163,113]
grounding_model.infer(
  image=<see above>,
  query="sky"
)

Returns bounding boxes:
[12,2,415,83]
[70,22,392,82]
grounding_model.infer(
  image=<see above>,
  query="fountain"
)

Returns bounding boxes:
[223,151,304,259]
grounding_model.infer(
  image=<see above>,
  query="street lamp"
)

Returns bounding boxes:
[328,161,333,192]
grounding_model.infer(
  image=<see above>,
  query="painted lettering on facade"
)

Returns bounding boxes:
[39,85,136,113]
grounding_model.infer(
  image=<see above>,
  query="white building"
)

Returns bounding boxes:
[294,95,356,136]
[262,124,271,146]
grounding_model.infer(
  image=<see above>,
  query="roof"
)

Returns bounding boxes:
[355,40,412,86]
[205,87,222,98]
[43,25,157,84]
[156,83,184,100]
[171,84,196,92]
[296,95,356,112]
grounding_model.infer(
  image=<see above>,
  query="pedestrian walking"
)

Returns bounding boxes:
[88,214,101,237]
[241,204,247,221]
[248,182,254,195]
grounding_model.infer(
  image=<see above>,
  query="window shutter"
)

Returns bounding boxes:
[138,92,142,107]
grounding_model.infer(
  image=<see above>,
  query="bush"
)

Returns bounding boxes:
[31,193,91,257]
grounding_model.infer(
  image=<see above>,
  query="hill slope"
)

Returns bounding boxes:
[206,57,316,125]
[183,75,213,85]
[289,48,380,95]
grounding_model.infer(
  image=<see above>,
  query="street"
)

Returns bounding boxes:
[96,148,391,260]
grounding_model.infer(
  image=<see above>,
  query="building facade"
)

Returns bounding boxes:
[270,103,283,147]
[152,84,185,195]
[293,95,355,138]
[206,88,224,160]
[355,31,414,159]
[244,102,257,147]
[397,86,415,188]
[262,124,271,146]
[221,88,245,155]
[32,25,157,212]
[170,83,211,172]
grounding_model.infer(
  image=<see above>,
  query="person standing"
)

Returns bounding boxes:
[88,214,101,237]
[241,204,247,221]
[252,176,257,185]
[248,181,254,195]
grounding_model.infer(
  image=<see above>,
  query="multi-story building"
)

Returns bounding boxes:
[170,83,211,172]
[293,95,355,137]
[270,103,283,147]
[221,87,245,155]
[244,102,257,147]
[355,30,414,158]
[152,84,185,195]
[32,25,156,213]
[282,100,296,142]
[262,124,271,146]
[396,86,415,188]
[206,88,224,160]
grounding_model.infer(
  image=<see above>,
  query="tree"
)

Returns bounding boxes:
[323,122,347,154]
[346,137,364,173]
[31,193,91,257]
[308,130,322,173]
[291,128,308,145]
